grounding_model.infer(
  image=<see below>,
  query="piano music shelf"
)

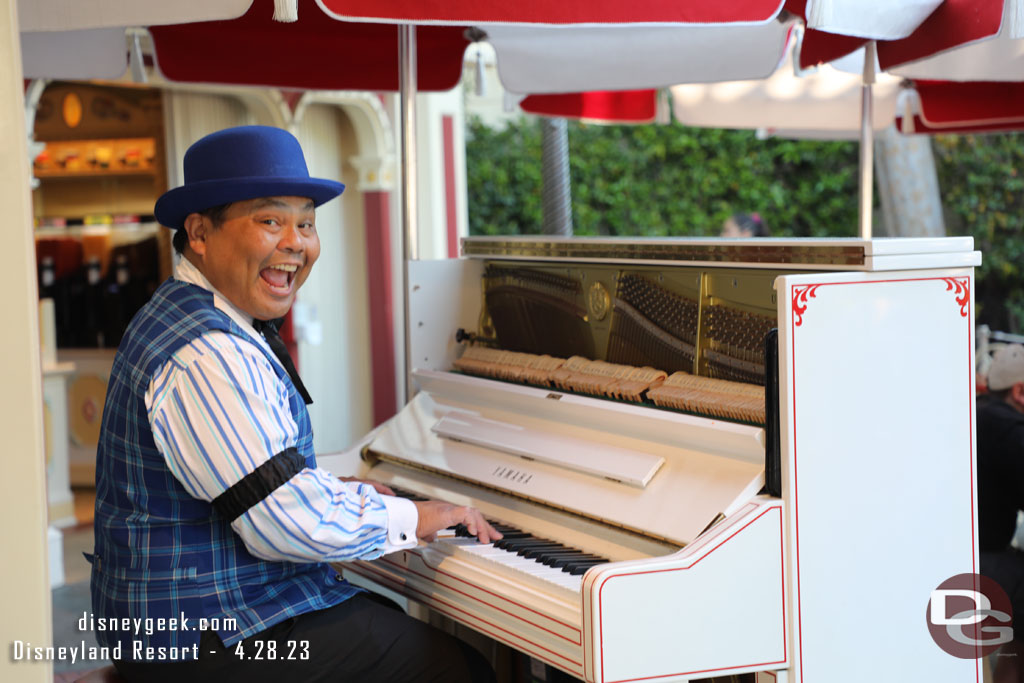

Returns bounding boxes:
[447,370,766,428]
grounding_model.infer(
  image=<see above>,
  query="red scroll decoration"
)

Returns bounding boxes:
[792,284,820,327]
[942,277,970,317]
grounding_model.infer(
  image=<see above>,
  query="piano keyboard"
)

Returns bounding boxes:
[391,486,611,593]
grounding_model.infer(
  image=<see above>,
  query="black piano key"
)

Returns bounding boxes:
[538,551,589,566]
[495,536,546,551]
[533,550,588,564]
[514,542,565,556]
[565,561,608,576]
[555,554,605,568]
[521,544,571,559]
[550,554,605,569]
[389,486,427,501]
[511,539,561,549]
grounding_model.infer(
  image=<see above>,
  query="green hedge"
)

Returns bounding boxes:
[466,117,1024,330]
[466,117,861,238]
[933,134,1024,331]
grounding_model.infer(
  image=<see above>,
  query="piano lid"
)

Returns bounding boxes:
[460,235,980,271]
[365,370,766,546]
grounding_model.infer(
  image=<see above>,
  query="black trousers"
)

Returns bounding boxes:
[113,593,496,683]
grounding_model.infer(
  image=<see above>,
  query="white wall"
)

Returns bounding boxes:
[163,91,252,187]
[0,1,52,681]
[294,104,373,453]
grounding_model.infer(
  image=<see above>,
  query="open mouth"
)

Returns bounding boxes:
[260,263,299,293]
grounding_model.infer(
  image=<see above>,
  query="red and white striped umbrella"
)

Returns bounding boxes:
[895,80,1024,134]
[669,38,903,139]
[891,0,1024,133]
[314,0,786,26]
[148,1,470,92]
[519,90,662,125]
[150,2,798,95]
[20,0,972,119]
[797,0,1024,133]
[17,0,251,79]
[19,0,933,96]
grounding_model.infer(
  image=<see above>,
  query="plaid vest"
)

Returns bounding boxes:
[90,278,357,656]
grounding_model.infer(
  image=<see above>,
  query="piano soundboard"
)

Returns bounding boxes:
[319,236,982,683]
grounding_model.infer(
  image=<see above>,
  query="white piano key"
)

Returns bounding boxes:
[436,538,584,592]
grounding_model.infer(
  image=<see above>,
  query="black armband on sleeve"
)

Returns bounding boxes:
[212,447,307,522]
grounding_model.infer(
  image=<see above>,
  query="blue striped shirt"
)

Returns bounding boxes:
[146,257,417,563]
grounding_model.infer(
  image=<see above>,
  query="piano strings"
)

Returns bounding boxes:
[452,345,766,425]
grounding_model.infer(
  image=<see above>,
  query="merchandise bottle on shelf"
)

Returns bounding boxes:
[103,253,132,348]
[40,252,76,348]
[77,255,105,348]
[38,255,56,299]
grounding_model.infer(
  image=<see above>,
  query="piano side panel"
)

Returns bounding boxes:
[339,548,587,678]
[583,499,787,683]
[409,257,485,373]
[777,268,978,683]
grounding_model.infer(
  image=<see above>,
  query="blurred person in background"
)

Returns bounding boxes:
[977,343,1024,683]
[721,212,770,238]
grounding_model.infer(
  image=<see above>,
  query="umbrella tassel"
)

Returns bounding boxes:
[273,0,298,22]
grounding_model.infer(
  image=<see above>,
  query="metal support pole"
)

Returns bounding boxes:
[399,24,418,406]
[859,41,877,240]
[541,118,573,236]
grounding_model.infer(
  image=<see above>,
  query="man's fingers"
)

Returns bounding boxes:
[371,480,395,496]
[457,507,502,544]
[412,501,504,544]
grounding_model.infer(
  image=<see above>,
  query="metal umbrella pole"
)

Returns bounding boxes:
[859,41,877,239]
[399,24,418,406]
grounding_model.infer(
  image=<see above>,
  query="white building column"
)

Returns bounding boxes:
[0,1,54,681]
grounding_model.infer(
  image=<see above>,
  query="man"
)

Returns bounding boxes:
[978,343,1024,683]
[90,125,500,683]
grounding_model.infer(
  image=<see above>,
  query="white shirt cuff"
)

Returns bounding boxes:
[379,494,418,553]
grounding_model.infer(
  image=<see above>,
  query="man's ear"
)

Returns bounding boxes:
[183,213,208,256]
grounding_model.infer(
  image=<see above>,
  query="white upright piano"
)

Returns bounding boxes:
[322,236,981,683]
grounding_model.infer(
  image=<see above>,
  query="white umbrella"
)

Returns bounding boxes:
[671,37,902,139]
[16,0,252,79]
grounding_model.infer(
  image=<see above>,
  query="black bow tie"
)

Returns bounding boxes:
[252,318,313,405]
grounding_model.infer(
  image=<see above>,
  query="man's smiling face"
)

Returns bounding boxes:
[184,196,320,321]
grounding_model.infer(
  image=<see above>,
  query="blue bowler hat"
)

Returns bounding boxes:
[154,125,345,230]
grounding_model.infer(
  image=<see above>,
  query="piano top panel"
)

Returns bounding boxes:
[367,370,765,547]
[461,236,980,271]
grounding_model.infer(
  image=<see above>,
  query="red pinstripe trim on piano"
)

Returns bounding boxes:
[347,561,584,673]
[788,277,979,683]
[595,505,786,683]
[373,550,582,642]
